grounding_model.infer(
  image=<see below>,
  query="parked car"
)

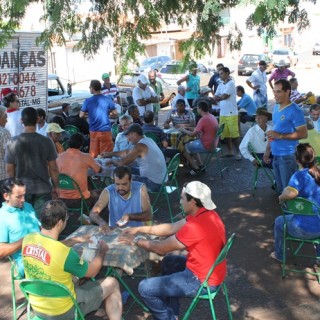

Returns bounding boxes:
[135,55,172,73]
[158,61,211,86]
[237,53,273,76]
[313,43,320,55]
[270,48,298,67]
[117,72,177,108]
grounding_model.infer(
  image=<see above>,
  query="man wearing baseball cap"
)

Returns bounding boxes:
[46,123,65,154]
[101,73,121,106]
[119,181,226,319]
[132,74,159,117]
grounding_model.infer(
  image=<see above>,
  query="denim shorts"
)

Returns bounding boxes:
[185,139,207,154]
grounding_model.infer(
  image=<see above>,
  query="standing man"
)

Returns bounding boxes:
[208,63,224,95]
[80,80,118,157]
[90,166,152,230]
[101,72,122,114]
[213,67,241,160]
[171,85,191,110]
[177,65,200,106]
[36,108,48,136]
[22,200,122,320]
[264,79,307,192]
[268,60,295,89]
[119,181,226,320]
[148,70,164,125]
[132,74,159,117]
[0,178,40,276]
[0,106,11,182]
[5,107,60,217]
[246,60,268,108]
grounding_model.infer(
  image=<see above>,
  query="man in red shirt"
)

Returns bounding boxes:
[119,181,226,320]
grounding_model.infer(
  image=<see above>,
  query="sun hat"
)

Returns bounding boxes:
[69,102,81,116]
[183,181,216,210]
[123,123,143,136]
[137,74,149,85]
[1,88,14,97]
[46,123,65,133]
[102,73,110,79]
[277,60,286,67]
[200,86,211,95]
[255,108,272,121]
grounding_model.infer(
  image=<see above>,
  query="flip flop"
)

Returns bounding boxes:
[270,251,283,263]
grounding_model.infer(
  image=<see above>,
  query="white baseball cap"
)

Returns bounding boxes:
[183,181,216,210]
[137,74,149,85]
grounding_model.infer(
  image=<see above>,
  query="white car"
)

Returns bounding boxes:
[270,49,299,67]
[313,43,320,55]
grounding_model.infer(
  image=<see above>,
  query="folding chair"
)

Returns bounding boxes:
[248,143,277,196]
[64,125,80,135]
[62,139,69,151]
[149,153,183,223]
[281,198,320,282]
[19,279,85,320]
[9,257,27,320]
[183,233,236,320]
[144,132,162,148]
[111,123,119,140]
[59,173,90,226]
[201,123,228,177]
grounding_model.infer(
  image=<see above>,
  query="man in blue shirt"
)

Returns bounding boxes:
[0,178,40,275]
[263,79,307,192]
[237,85,257,124]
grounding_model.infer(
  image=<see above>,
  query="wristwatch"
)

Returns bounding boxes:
[133,235,147,245]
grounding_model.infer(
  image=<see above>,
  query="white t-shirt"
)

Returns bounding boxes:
[132,86,157,116]
[5,110,24,137]
[248,69,267,96]
[215,80,238,116]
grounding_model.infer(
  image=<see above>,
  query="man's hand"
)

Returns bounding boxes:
[100,152,113,158]
[73,234,92,244]
[263,152,271,164]
[118,233,135,245]
[99,223,111,235]
[121,227,140,236]
[251,159,260,167]
[117,214,129,227]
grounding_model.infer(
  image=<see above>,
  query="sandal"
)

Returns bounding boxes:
[270,251,283,263]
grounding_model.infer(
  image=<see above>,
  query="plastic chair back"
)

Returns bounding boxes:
[19,279,85,320]
[111,123,119,139]
[64,125,80,135]
[281,197,318,216]
[144,132,161,148]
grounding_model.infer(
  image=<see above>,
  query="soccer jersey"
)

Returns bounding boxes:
[22,233,88,316]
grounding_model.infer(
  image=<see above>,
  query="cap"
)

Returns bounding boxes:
[200,86,211,95]
[255,108,272,121]
[124,123,143,136]
[46,123,65,133]
[1,88,13,97]
[176,99,186,106]
[137,74,149,85]
[102,73,110,79]
[183,181,216,210]
[277,59,286,67]
[69,102,81,116]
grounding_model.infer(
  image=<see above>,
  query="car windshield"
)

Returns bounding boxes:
[160,64,184,74]
[273,50,289,55]
[141,57,158,66]
[242,55,260,61]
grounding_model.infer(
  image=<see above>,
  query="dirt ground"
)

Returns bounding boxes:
[1,110,320,320]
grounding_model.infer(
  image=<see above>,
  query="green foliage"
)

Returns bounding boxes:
[0,0,315,72]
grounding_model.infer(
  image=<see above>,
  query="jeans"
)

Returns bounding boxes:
[272,154,298,193]
[25,193,52,219]
[132,175,161,192]
[274,215,320,261]
[138,255,217,320]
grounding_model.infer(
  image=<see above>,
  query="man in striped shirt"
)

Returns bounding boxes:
[268,60,295,89]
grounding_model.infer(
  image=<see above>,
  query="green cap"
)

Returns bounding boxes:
[102,73,110,79]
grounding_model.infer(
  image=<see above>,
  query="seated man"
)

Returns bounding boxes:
[239,108,273,168]
[46,123,65,154]
[114,114,134,152]
[180,101,219,176]
[142,110,178,160]
[236,85,257,124]
[22,200,122,320]
[57,133,102,207]
[289,78,313,106]
[300,117,320,156]
[65,102,90,136]
[171,85,191,110]
[90,166,152,231]
[127,104,143,126]
[101,124,167,192]
[163,99,196,129]
[0,178,40,276]
[309,104,320,132]
[119,181,226,320]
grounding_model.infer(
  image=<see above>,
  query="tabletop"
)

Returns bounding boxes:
[68,225,149,275]
[164,128,197,151]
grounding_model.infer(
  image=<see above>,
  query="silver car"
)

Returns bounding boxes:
[270,49,299,67]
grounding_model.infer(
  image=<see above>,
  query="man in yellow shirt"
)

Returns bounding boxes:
[22,200,122,320]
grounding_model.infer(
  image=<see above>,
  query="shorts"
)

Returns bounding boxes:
[185,139,207,154]
[34,280,104,320]
[90,131,114,158]
[219,115,239,139]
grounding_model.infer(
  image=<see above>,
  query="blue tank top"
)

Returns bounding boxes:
[106,181,144,227]
[186,74,200,99]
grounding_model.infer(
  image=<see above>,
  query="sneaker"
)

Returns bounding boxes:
[270,251,283,263]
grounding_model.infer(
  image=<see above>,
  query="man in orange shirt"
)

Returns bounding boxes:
[46,123,65,154]
[57,133,102,208]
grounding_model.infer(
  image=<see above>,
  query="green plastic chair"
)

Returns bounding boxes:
[62,139,70,151]
[149,153,182,222]
[19,279,85,320]
[281,198,320,282]
[201,123,228,177]
[111,123,119,140]
[9,257,27,320]
[248,143,277,196]
[64,125,80,135]
[183,233,236,320]
[59,173,90,226]
[144,132,162,148]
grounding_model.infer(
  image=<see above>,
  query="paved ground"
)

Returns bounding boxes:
[1,108,320,319]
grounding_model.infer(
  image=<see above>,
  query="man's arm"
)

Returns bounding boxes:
[89,189,110,231]
[176,75,188,86]
[0,239,23,258]
[48,160,60,197]
[179,127,198,138]
[6,163,15,178]
[278,187,299,203]
[79,111,86,118]
[101,149,129,158]
[109,109,118,119]
[267,125,308,141]
[85,241,108,278]
[112,144,146,167]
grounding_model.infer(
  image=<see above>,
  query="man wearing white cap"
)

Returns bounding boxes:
[268,59,295,89]
[46,123,65,154]
[132,74,159,117]
[119,181,226,320]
